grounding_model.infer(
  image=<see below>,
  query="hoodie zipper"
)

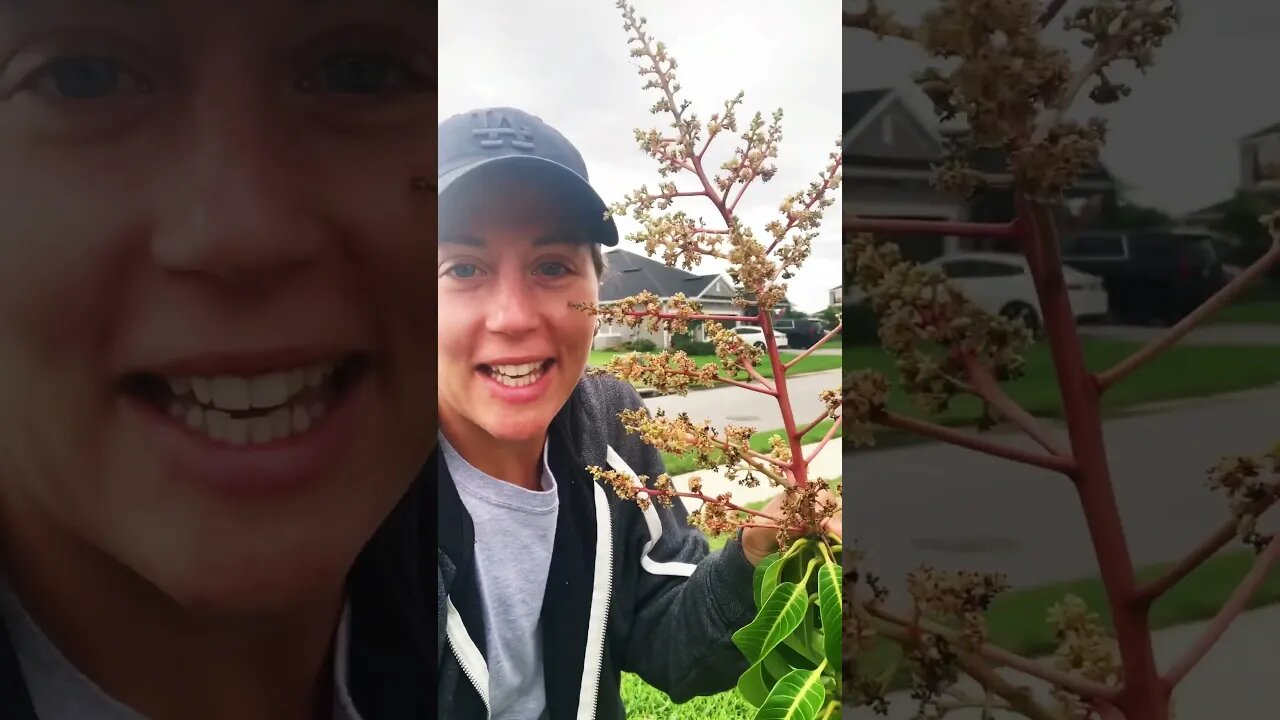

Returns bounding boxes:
[577,481,614,720]
[445,597,491,719]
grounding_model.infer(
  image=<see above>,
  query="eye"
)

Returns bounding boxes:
[298,51,431,97]
[27,55,152,101]
[443,263,483,280]
[534,261,572,278]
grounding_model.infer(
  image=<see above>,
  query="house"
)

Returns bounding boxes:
[828,285,841,308]
[594,249,740,350]
[1179,121,1280,235]
[843,86,1119,262]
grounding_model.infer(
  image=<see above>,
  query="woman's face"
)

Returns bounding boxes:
[437,176,600,447]
[0,1,433,613]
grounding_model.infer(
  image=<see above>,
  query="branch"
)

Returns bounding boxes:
[804,416,842,464]
[867,604,1118,705]
[765,156,843,255]
[962,354,1069,457]
[846,216,1019,239]
[635,486,784,522]
[1135,497,1278,607]
[1097,241,1280,389]
[784,322,843,371]
[1163,535,1280,688]
[842,10,917,41]
[797,407,833,439]
[1037,0,1071,28]
[877,412,1077,475]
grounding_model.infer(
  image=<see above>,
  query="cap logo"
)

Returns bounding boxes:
[470,110,535,151]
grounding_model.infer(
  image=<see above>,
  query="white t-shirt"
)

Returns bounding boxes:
[0,575,363,720]
[440,434,560,720]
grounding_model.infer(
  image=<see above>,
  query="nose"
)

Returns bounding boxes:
[150,91,325,290]
[485,271,541,335]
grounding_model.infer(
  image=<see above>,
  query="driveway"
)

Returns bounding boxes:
[844,385,1280,596]
[1080,323,1280,346]
[643,369,841,434]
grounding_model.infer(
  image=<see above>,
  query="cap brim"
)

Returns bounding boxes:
[438,155,619,247]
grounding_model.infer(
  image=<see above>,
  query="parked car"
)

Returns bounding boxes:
[922,252,1109,335]
[730,324,789,349]
[771,317,827,348]
[1059,229,1228,325]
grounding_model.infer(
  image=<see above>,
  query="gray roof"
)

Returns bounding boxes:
[599,249,730,303]
[1245,121,1280,140]
[843,88,891,133]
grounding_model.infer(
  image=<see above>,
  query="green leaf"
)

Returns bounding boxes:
[816,558,842,672]
[751,665,827,720]
[733,581,809,663]
[753,552,781,608]
[737,647,801,708]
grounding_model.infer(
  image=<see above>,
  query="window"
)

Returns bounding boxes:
[1063,235,1125,258]
[942,260,1023,278]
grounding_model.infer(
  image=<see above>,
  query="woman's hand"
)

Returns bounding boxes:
[740,487,842,566]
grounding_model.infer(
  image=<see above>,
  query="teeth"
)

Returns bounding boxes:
[164,363,335,412]
[248,373,290,409]
[490,365,546,388]
[210,376,251,411]
[158,362,341,445]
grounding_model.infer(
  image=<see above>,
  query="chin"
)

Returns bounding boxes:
[482,410,559,444]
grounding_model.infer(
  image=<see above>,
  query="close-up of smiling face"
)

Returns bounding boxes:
[0,0,432,617]
[438,169,601,451]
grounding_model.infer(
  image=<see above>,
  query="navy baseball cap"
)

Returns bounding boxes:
[437,107,620,246]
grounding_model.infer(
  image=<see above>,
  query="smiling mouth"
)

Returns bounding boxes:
[477,359,554,388]
[123,355,371,446]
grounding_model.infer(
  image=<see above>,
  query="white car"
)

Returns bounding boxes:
[923,252,1109,334]
[730,325,789,349]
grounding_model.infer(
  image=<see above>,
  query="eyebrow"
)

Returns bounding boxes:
[439,234,590,248]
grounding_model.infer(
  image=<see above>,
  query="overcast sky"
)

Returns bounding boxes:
[844,0,1280,216]
[440,1,842,314]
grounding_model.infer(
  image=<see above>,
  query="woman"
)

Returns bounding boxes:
[436,107,840,719]
[0,3,432,719]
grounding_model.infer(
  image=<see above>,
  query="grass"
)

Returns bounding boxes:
[587,350,842,380]
[845,337,1280,428]
[856,547,1280,693]
[661,419,841,476]
[1209,300,1280,325]
[621,672,757,720]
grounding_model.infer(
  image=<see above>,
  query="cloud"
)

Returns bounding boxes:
[440,0,843,314]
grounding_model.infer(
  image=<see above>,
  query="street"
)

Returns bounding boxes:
[844,385,1280,594]
[643,368,841,434]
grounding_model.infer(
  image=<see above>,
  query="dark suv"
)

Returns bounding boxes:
[772,317,828,348]
[1060,229,1228,325]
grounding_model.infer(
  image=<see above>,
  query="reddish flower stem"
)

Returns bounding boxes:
[784,321,843,370]
[765,157,843,255]
[761,310,808,489]
[962,353,1069,456]
[1097,241,1280,389]
[867,604,1120,702]
[1036,0,1070,27]
[633,486,783,522]
[1163,536,1280,688]
[624,311,759,322]
[804,416,842,464]
[876,411,1076,474]
[1018,198,1168,720]
[1135,498,1278,608]
[845,216,1019,238]
[797,409,832,440]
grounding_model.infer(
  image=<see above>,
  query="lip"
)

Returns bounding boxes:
[123,365,373,501]
[476,361,554,406]
[126,347,365,377]
[477,355,554,367]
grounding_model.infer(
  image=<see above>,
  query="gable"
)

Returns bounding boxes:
[846,97,942,161]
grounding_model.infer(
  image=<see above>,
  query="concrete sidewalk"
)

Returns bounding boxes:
[667,437,842,508]
[845,604,1280,719]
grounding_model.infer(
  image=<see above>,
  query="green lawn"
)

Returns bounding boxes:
[855,547,1280,694]
[846,337,1280,426]
[1209,300,1280,325]
[621,672,757,720]
[587,350,842,380]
